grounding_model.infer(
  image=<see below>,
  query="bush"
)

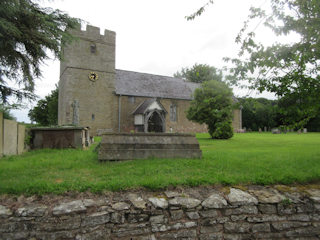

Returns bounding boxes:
[187,80,234,140]
[211,121,234,139]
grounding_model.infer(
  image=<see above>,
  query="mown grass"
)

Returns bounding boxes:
[0,133,319,195]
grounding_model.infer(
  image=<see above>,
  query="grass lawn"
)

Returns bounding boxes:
[0,133,319,195]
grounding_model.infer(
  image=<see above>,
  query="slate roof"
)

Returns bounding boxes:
[132,98,155,114]
[132,98,167,115]
[115,69,199,100]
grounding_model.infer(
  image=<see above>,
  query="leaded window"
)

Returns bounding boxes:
[170,104,177,122]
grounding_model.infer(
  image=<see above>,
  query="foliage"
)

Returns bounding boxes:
[174,63,223,83]
[0,0,80,103]
[306,114,320,132]
[0,103,21,120]
[0,133,319,194]
[186,0,214,21]
[224,0,320,128]
[240,97,320,131]
[240,97,278,131]
[0,104,15,120]
[187,0,320,128]
[28,86,58,125]
[211,121,233,139]
[187,80,233,139]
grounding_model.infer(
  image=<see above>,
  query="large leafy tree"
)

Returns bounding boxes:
[306,113,320,132]
[239,98,278,131]
[174,64,223,83]
[28,86,58,125]
[188,0,320,128]
[0,0,80,103]
[187,80,234,139]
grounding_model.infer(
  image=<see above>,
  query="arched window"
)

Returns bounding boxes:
[170,104,177,122]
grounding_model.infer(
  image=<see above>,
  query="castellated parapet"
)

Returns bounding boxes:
[60,25,116,75]
[71,24,116,43]
[58,25,118,135]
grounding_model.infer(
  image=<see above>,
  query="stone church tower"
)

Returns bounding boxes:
[58,25,117,134]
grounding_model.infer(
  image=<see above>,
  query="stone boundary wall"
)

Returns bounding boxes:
[0,185,319,239]
[0,112,26,157]
[0,112,3,156]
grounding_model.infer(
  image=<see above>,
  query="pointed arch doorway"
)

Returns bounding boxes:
[146,110,165,133]
[132,98,167,133]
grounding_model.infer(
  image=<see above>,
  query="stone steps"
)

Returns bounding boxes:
[100,143,201,150]
[98,133,202,161]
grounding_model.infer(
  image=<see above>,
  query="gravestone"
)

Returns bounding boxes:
[272,128,280,134]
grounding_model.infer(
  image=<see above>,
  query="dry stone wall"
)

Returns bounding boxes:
[0,185,319,239]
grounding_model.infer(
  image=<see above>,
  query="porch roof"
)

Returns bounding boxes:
[132,98,167,115]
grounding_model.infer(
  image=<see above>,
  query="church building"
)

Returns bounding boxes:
[58,25,242,136]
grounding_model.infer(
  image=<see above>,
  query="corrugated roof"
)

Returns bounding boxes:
[115,69,199,100]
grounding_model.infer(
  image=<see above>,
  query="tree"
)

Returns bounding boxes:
[227,0,320,128]
[0,0,80,103]
[306,113,320,132]
[188,0,320,128]
[174,64,223,83]
[0,104,18,120]
[187,80,234,139]
[239,97,278,131]
[28,86,58,125]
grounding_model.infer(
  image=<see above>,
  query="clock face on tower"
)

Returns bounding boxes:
[89,72,99,81]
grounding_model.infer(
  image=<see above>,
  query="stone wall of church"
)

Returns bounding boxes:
[160,98,207,133]
[118,96,145,133]
[58,25,118,136]
[118,96,206,133]
[118,96,242,134]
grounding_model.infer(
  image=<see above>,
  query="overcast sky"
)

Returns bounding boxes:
[12,0,276,122]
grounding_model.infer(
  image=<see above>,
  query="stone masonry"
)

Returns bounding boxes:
[58,25,242,136]
[58,25,118,135]
[0,185,319,239]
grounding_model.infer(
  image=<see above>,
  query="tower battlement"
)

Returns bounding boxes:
[60,24,116,74]
[69,25,116,45]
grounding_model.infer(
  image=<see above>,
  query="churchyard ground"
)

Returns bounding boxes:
[0,133,319,195]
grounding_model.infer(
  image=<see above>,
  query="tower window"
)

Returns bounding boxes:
[90,44,96,53]
[92,114,95,121]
